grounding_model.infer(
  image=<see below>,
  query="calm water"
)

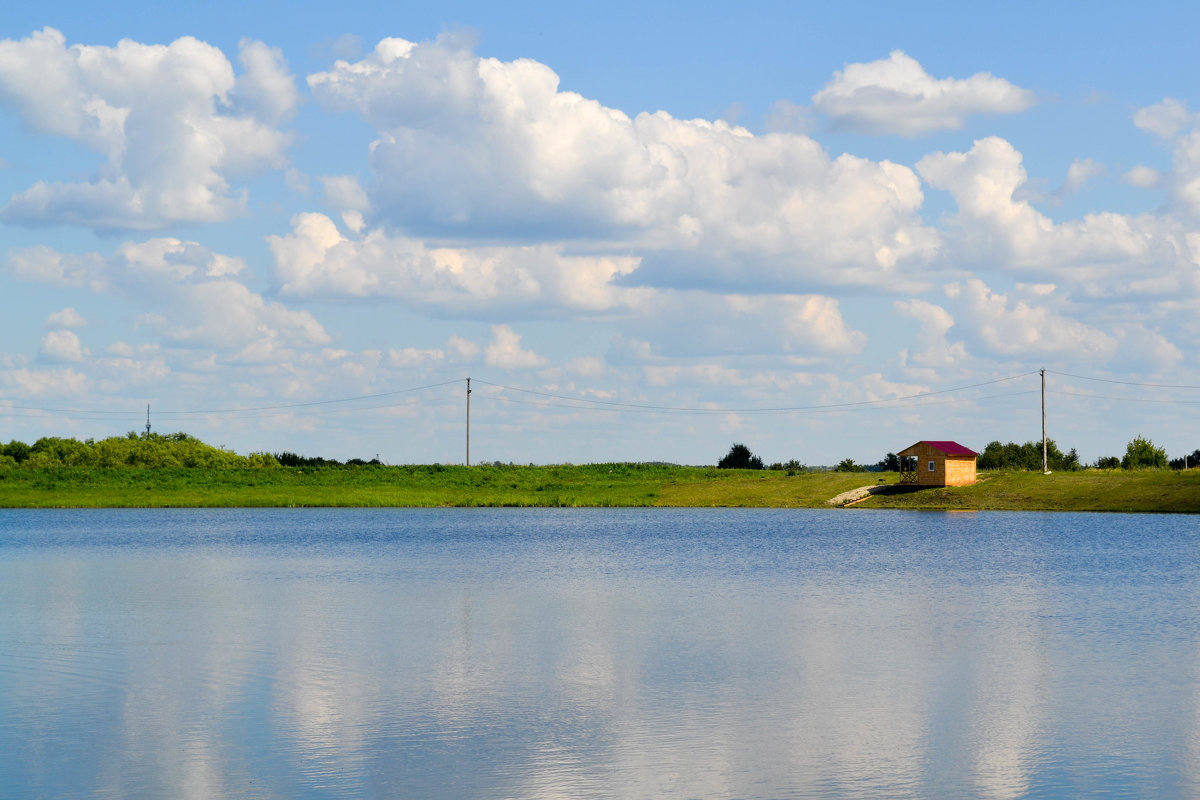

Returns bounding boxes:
[1,508,1199,799]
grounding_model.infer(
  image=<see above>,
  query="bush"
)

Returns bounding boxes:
[717,443,764,470]
[834,458,864,472]
[1094,456,1121,469]
[2,440,31,463]
[977,439,1079,471]
[1122,435,1167,470]
[12,433,275,468]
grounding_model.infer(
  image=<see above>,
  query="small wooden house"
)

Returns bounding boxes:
[898,441,978,486]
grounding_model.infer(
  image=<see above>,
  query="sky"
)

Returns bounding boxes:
[2,0,1199,466]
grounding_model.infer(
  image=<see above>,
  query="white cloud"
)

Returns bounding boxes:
[447,335,480,362]
[1132,98,1200,216]
[628,292,866,358]
[0,28,295,230]
[893,298,967,368]
[811,51,1035,136]
[46,307,87,328]
[1134,97,1193,139]
[232,39,299,124]
[306,36,939,291]
[566,356,605,377]
[8,246,107,289]
[484,324,546,369]
[1122,165,1161,188]
[945,279,1117,359]
[320,175,369,213]
[9,238,330,357]
[388,347,445,367]
[1058,158,1105,197]
[917,137,1200,299]
[1,366,87,396]
[39,330,87,362]
[268,212,646,314]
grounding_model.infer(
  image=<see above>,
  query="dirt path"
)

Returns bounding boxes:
[827,484,891,507]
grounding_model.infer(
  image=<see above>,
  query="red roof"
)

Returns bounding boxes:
[921,440,978,456]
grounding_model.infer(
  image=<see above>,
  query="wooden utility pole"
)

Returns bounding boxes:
[1041,369,1048,473]
[466,377,471,467]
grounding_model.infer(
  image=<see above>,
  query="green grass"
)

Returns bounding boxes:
[0,465,1197,512]
[862,469,1200,513]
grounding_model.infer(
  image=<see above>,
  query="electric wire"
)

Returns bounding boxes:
[1046,370,1200,390]
[472,371,1038,414]
[0,379,462,418]
[479,387,1041,415]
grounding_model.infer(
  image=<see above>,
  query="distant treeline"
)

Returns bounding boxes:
[274,452,382,467]
[977,439,1081,471]
[0,433,395,469]
[0,433,277,468]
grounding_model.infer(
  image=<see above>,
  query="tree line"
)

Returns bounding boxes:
[717,435,1194,473]
[0,433,383,469]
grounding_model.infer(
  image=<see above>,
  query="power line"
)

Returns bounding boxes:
[482,388,1040,415]
[1047,389,1200,406]
[1046,370,1200,390]
[473,372,1038,415]
[0,379,463,418]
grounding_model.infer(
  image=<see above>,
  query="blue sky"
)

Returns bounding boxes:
[2,0,1199,466]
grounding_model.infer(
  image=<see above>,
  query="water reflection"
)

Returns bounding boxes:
[1,509,1198,798]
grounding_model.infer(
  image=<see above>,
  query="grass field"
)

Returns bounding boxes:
[1,464,1199,512]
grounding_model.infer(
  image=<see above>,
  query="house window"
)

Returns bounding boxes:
[928,460,935,471]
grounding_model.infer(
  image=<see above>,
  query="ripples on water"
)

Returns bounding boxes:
[1,508,1199,798]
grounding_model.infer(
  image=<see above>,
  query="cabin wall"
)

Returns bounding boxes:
[898,442,977,486]
[911,443,945,486]
[943,456,976,486]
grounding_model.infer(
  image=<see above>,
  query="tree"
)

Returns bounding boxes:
[834,458,864,472]
[977,439,1079,471]
[717,443,764,470]
[1169,448,1200,470]
[1094,455,1121,469]
[877,452,900,472]
[1122,435,1167,469]
[1,440,30,463]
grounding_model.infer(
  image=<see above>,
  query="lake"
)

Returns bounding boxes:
[1,508,1198,798]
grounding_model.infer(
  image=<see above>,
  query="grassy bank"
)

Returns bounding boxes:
[0,464,1197,512]
[861,469,1200,513]
[0,464,878,508]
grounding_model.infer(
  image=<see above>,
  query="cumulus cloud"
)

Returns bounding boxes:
[1134,97,1193,139]
[0,366,87,396]
[0,28,296,230]
[267,212,647,315]
[811,51,1035,136]
[484,324,546,369]
[46,307,87,328]
[39,330,88,362]
[306,35,938,291]
[1122,165,1161,188]
[944,279,1117,359]
[388,346,445,367]
[1057,158,1105,198]
[918,137,1200,299]
[8,238,329,357]
[627,292,866,358]
[893,298,967,368]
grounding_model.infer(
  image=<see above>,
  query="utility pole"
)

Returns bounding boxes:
[466,377,471,467]
[1041,369,1048,474]
[145,404,151,436]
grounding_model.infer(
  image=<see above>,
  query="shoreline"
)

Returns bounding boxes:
[1,465,1198,513]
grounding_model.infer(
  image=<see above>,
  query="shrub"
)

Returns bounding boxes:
[718,443,764,470]
[1122,435,1167,470]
